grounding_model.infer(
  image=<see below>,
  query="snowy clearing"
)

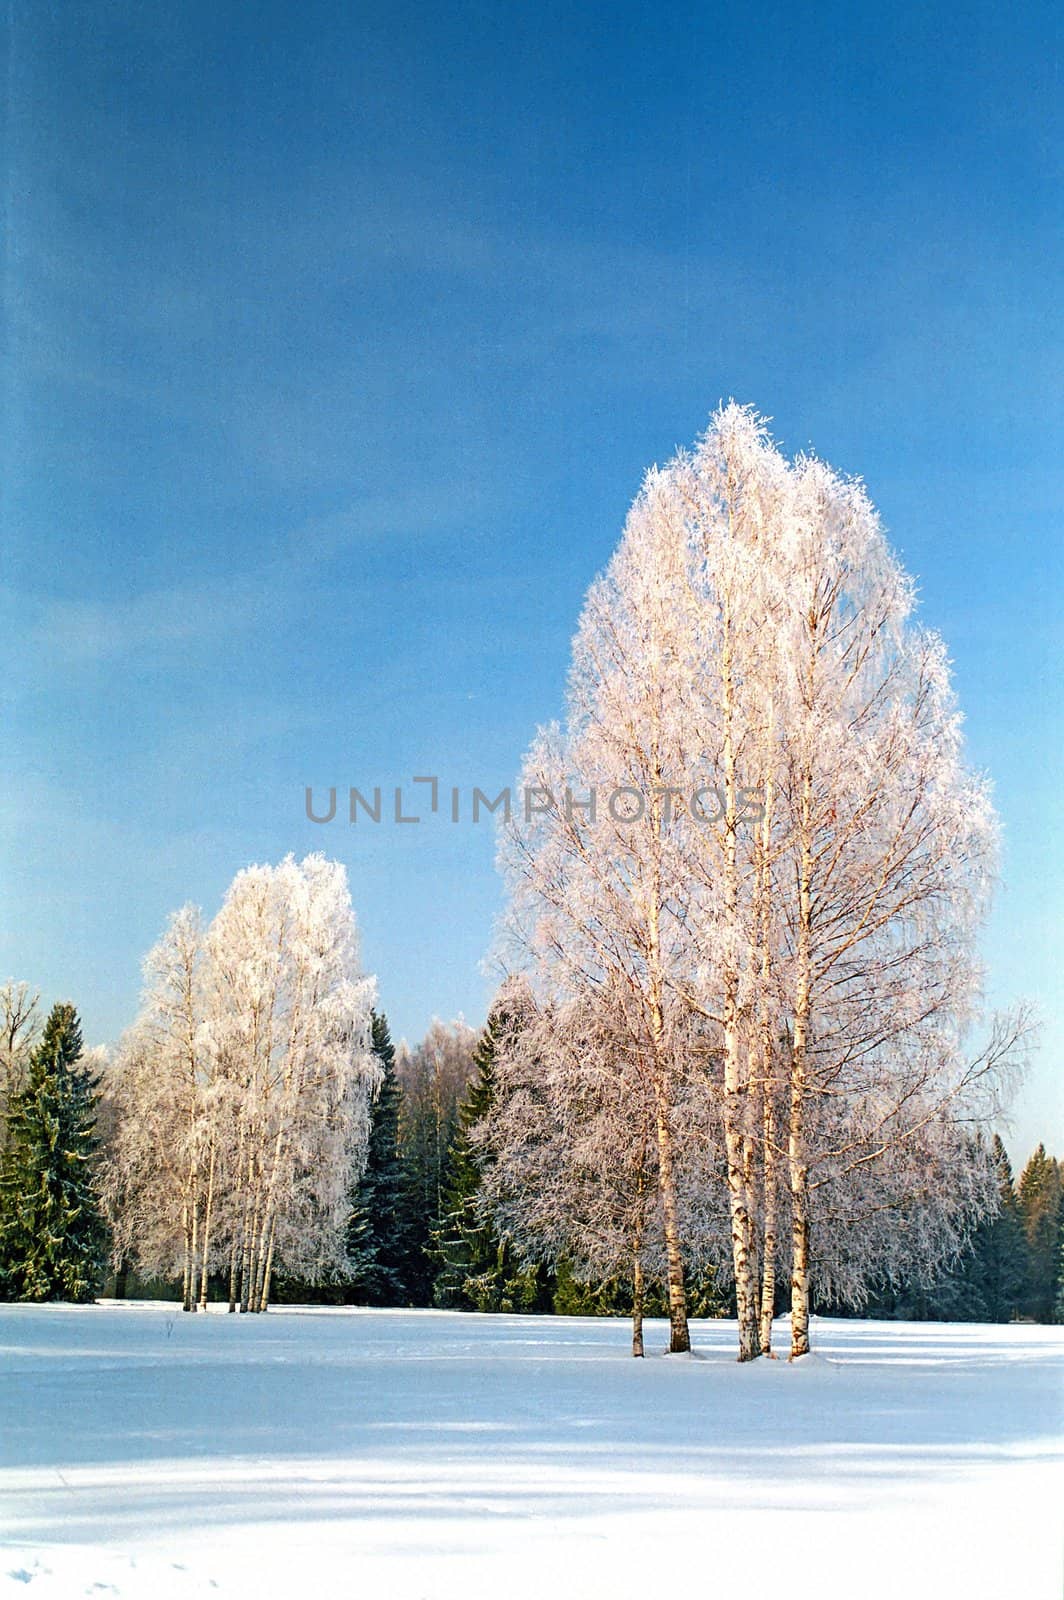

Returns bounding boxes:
[1,1304,1061,1599]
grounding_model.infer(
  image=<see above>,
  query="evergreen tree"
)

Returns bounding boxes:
[1017,1144,1062,1321]
[394,1019,478,1304]
[928,1249,991,1322]
[853,1249,989,1323]
[432,1011,552,1313]
[977,1135,1029,1322]
[0,1003,107,1302]
[1053,1188,1064,1324]
[345,1012,408,1305]
[835,1136,1025,1323]
[551,1260,727,1319]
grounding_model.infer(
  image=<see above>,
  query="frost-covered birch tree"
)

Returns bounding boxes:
[666,408,794,1358]
[0,982,41,1160]
[103,907,212,1309]
[482,987,728,1355]
[497,472,716,1352]
[210,855,377,1310]
[103,855,378,1312]
[496,403,1024,1359]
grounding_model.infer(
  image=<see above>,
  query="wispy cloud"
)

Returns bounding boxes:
[4,468,500,667]
[288,480,499,559]
[5,576,285,666]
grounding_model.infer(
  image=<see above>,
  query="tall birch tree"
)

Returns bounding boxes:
[496,403,1023,1359]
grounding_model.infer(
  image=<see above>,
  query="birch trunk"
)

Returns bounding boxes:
[227,1117,246,1311]
[181,943,201,1312]
[653,1079,690,1353]
[181,1106,198,1311]
[187,1178,199,1313]
[250,1202,271,1312]
[631,1132,648,1357]
[788,1056,811,1358]
[645,763,690,1354]
[250,1112,292,1312]
[759,1071,779,1354]
[243,1179,264,1315]
[181,1200,192,1313]
[631,1251,645,1358]
[720,588,760,1361]
[198,1138,216,1310]
[756,729,779,1355]
[227,1233,239,1313]
[259,1217,277,1313]
[238,1147,257,1314]
[788,762,814,1360]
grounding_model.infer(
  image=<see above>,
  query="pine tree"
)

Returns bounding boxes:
[0,1003,107,1302]
[1017,1144,1063,1322]
[432,1011,551,1313]
[345,1012,408,1305]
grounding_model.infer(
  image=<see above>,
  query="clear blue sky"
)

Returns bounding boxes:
[2,0,1060,1164]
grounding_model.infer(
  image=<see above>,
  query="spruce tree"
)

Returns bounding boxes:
[1017,1144,1063,1322]
[432,1011,551,1313]
[1053,1191,1064,1324]
[977,1135,1029,1322]
[551,1262,726,1319]
[843,1136,1025,1323]
[0,1003,107,1302]
[345,1012,408,1305]
[392,1020,478,1305]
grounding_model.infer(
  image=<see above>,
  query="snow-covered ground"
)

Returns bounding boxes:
[1,1304,1060,1599]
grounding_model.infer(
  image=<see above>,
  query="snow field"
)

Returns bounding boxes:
[1,1304,1060,1599]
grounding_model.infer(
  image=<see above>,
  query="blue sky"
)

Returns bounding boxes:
[2,0,1060,1162]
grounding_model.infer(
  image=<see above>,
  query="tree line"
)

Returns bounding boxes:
[0,973,1060,1333]
[0,406,1055,1354]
